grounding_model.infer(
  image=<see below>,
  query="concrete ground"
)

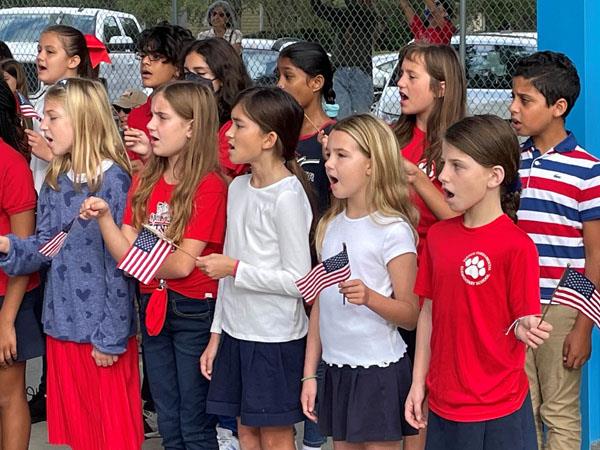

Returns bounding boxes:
[25,356,333,449]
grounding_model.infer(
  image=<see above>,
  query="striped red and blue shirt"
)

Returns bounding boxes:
[517,133,600,303]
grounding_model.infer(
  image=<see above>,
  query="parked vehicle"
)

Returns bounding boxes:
[241,37,299,85]
[374,32,537,123]
[0,7,143,102]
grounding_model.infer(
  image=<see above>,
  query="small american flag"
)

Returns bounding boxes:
[118,226,173,285]
[296,244,351,305]
[17,92,41,121]
[38,219,75,257]
[553,267,600,328]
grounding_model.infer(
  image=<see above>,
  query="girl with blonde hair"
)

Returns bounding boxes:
[302,113,420,450]
[0,77,141,450]
[81,80,228,448]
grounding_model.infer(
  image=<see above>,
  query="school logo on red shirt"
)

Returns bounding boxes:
[417,159,436,180]
[460,251,491,286]
[149,202,171,231]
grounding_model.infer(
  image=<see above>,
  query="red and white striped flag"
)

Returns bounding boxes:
[295,244,351,305]
[552,267,600,328]
[38,219,75,257]
[118,226,173,285]
[17,92,41,121]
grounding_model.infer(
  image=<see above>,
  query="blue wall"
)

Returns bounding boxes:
[538,1,600,448]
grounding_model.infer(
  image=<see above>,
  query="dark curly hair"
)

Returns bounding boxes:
[137,21,194,66]
[0,78,29,160]
[182,38,252,125]
[513,51,580,119]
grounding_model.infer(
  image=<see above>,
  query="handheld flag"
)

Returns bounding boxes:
[16,92,41,121]
[552,267,600,328]
[295,243,351,305]
[38,219,75,257]
[118,226,173,284]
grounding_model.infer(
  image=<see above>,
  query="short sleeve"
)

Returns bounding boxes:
[184,173,227,244]
[382,221,416,266]
[231,29,243,45]
[507,238,541,320]
[579,162,600,222]
[414,237,433,299]
[2,153,36,215]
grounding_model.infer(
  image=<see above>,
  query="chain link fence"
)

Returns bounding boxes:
[0,0,536,116]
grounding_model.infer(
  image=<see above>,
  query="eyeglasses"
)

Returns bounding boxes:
[114,106,132,114]
[136,52,166,62]
[211,11,226,17]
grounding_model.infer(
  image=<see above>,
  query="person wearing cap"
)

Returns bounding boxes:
[113,89,147,131]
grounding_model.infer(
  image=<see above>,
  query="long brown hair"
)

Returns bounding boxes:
[131,81,220,244]
[315,114,419,255]
[444,115,522,223]
[393,43,466,173]
[234,86,317,228]
[44,78,131,192]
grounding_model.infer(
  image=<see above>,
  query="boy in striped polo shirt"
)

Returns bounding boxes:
[510,51,600,450]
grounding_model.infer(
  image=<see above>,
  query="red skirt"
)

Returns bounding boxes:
[46,336,144,450]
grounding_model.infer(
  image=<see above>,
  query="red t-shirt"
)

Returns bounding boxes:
[126,97,152,162]
[123,172,227,298]
[0,139,40,295]
[401,126,441,258]
[410,15,456,45]
[415,215,541,422]
[218,121,248,178]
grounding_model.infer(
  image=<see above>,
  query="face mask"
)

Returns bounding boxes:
[184,71,215,90]
[324,102,340,119]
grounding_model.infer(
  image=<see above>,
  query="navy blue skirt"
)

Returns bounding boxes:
[206,332,305,427]
[317,356,418,442]
[0,287,44,362]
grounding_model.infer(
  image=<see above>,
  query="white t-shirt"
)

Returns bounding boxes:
[319,211,416,367]
[197,28,242,45]
[30,88,48,193]
[211,174,312,342]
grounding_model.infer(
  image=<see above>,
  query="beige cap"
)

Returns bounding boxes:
[113,89,147,109]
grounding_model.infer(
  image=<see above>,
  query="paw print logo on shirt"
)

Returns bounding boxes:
[460,252,492,286]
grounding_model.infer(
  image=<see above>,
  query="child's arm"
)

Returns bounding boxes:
[514,316,552,348]
[198,190,311,296]
[0,209,35,367]
[0,187,56,276]
[338,252,420,329]
[80,196,137,262]
[405,299,432,429]
[25,129,53,162]
[88,173,136,359]
[563,219,600,369]
[405,159,459,220]
[301,297,322,422]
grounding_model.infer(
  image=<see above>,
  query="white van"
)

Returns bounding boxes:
[0,7,143,102]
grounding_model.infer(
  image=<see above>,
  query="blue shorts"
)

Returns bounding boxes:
[206,332,305,427]
[425,393,537,450]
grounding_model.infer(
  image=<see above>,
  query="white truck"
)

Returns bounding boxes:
[0,7,144,102]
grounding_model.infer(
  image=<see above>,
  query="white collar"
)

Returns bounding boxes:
[67,160,114,183]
